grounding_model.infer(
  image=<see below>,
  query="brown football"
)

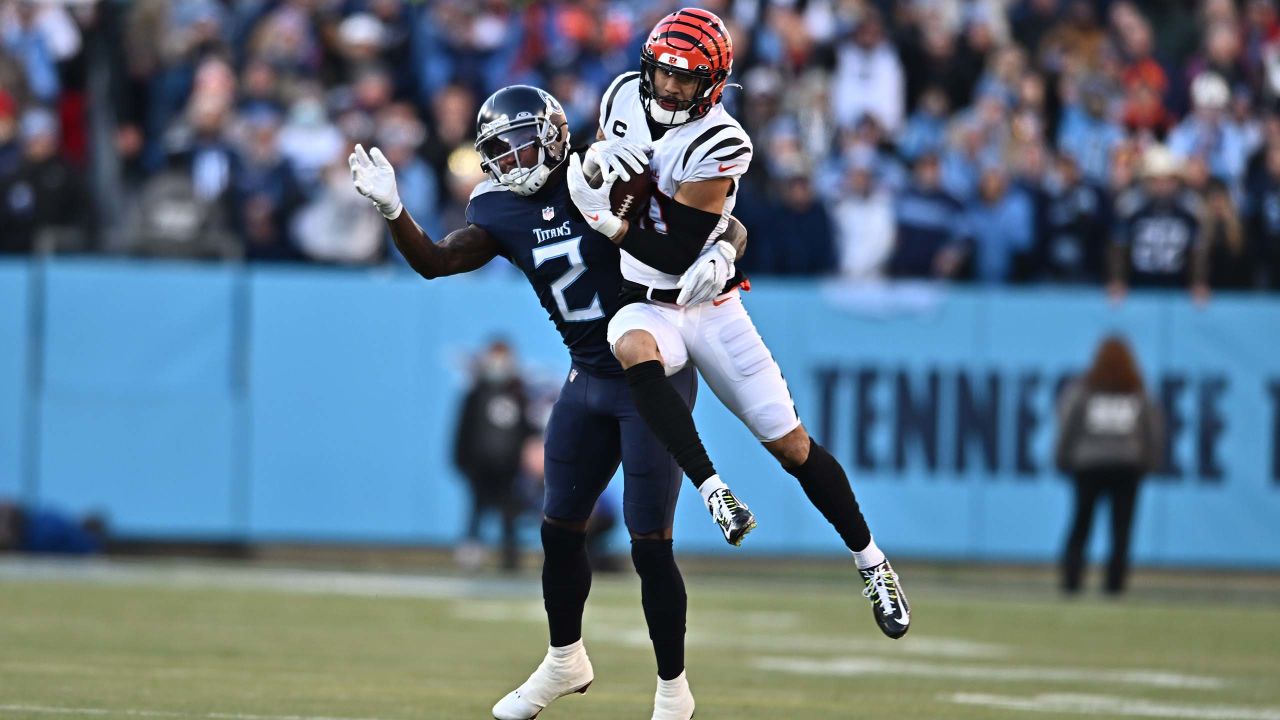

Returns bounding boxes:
[583,153,653,223]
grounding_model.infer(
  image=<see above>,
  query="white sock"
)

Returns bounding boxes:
[698,475,727,504]
[852,537,886,570]
[549,639,583,659]
[657,670,689,693]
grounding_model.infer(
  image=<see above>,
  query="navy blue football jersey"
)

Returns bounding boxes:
[465,164,625,376]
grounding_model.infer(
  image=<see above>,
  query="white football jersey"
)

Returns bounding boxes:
[599,71,754,289]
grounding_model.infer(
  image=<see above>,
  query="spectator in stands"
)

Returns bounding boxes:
[1242,0,1280,97]
[1057,77,1125,187]
[1168,73,1250,193]
[741,160,836,276]
[0,0,1275,289]
[898,85,949,163]
[832,150,894,281]
[890,152,969,280]
[1,0,60,104]
[0,107,87,254]
[278,88,344,193]
[0,89,21,183]
[966,164,1035,284]
[1036,153,1111,283]
[1247,140,1280,288]
[129,88,240,258]
[1204,177,1256,289]
[1183,20,1248,101]
[900,13,983,113]
[831,9,904,134]
[233,110,302,262]
[452,339,535,572]
[421,83,476,195]
[291,152,385,265]
[237,58,284,118]
[1109,145,1209,301]
[414,0,522,103]
[1011,0,1061,61]
[1055,335,1163,596]
[376,102,442,264]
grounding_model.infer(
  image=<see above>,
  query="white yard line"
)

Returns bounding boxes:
[755,656,1225,690]
[944,693,1280,719]
[452,600,1010,659]
[0,705,389,720]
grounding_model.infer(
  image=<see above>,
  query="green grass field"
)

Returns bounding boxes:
[1,557,1279,720]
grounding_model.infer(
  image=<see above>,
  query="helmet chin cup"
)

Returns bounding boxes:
[506,163,552,196]
[646,101,692,127]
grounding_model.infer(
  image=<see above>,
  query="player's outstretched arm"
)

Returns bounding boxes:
[350,144,500,279]
[389,219,501,280]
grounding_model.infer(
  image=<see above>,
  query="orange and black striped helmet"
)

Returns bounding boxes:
[640,8,734,126]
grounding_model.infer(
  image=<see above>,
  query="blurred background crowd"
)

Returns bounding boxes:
[4,0,1280,296]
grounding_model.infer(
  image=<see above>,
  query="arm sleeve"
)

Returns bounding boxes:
[619,198,724,275]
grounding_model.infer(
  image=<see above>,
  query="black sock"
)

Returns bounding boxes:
[631,538,686,681]
[625,360,715,486]
[542,521,592,647]
[786,440,872,552]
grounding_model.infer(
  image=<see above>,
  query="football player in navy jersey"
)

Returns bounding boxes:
[350,85,741,720]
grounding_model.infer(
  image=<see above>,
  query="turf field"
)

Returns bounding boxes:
[1,557,1278,720]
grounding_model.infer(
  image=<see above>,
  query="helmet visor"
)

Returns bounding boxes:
[477,123,544,178]
[642,58,710,112]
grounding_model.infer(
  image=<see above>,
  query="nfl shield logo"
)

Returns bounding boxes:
[542,206,555,222]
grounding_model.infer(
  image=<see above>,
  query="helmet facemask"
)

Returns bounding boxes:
[476,115,568,196]
[640,54,724,127]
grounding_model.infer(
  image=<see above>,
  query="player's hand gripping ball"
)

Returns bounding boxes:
[581,139,653,223]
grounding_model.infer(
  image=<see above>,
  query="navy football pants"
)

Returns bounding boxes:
[543,365,696,535]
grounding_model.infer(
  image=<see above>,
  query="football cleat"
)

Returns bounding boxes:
[492,641,594,720]
[705,487,756,546]
[860,559,910,639]
[651,671,696,720]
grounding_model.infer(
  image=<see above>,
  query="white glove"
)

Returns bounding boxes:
[677,240,736,306]
[587,139,650,182]
[566,152,622,238]
[348,143,403,219]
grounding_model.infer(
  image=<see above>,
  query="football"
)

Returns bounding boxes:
[582,148,653,223]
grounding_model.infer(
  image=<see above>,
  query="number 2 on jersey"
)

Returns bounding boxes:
[532,237,605,323]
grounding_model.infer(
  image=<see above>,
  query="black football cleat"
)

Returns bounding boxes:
[860,559,910,639]
[705,487,756,546]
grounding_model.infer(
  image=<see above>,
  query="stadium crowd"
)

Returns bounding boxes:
[2,0,1280,296]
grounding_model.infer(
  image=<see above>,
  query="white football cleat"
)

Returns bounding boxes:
[651,671,695,720]
[492,640,594,720]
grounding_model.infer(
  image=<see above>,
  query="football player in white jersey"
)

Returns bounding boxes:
[565,7,911,642]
